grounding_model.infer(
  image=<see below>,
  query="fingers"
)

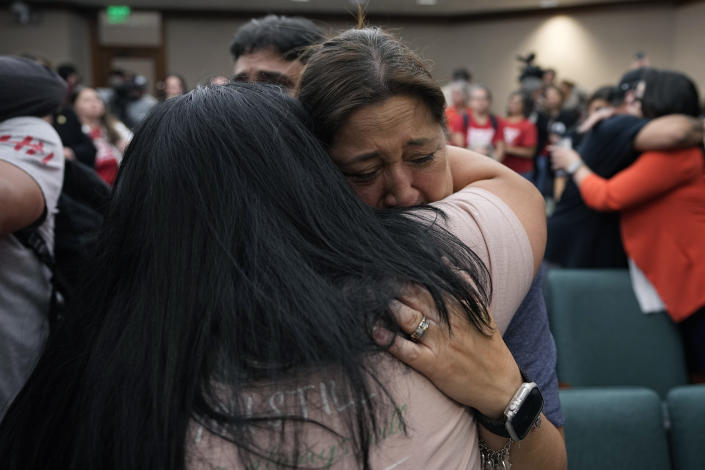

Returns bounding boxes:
[389,299,435,341]
[386,333,427,370]
[396,284,440,323]
[371,323,429,372]
[370,300,434,372]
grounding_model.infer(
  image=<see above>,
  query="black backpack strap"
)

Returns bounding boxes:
[490,114,498,131]
[14,228,55,271]
[14,228,66,332]
[462,111,469,132]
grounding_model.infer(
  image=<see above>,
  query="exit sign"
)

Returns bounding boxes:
[106,5,131,24]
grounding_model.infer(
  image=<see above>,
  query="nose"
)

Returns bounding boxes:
[382,166,421,208]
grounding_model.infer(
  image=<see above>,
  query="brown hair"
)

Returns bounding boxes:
[72,86,124,146]
[297,27,445,146]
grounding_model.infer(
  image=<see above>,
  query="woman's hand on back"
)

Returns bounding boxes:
[373,283,523,419]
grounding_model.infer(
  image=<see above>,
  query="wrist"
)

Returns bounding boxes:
[481,365,524,419]
[565,159,583,175]
[473,369,544,441]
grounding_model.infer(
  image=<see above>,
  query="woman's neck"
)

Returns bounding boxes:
[80,115,101,128]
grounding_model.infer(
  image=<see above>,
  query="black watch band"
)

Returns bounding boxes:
[472,369,544,441]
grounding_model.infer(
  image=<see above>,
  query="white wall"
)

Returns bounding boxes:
[428,4,677,112]
[1,2,704,108]
[165,4,688,113]
[674,0,705,101]
[0,9,92,84]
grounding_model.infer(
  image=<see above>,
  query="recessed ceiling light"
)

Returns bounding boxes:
[541,0,559,7]
[291,0,310,3]
[417,0,438,5]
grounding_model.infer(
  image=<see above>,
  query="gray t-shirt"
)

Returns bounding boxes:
[0,116,64,419]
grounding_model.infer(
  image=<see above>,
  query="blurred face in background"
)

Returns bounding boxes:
[587,98,611,116]
[74,88,105,121]
[507,93,524,117]
[330,95,453,209]
[542,69,556,86]
[625,81,645,117]
[544,86,564,111]
[469,87,491,116]
[450,84,468,109]
[164,76,184,98]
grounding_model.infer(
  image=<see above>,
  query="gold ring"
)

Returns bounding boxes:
[410,316,430,342]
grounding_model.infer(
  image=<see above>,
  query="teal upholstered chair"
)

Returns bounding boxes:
[666,385,705,470]
[545,269,688,397]
[560,388,671,470]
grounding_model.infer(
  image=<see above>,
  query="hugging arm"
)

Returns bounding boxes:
[550,146,702,211]
[634,115,704,152]
[447,145,546,274]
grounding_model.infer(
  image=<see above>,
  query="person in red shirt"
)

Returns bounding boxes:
[449,85,501,157]
[497,92,537,176]
[72,87,132,186]
[444,81,469,138]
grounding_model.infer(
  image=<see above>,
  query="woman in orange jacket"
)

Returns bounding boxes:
[551,69,705,379]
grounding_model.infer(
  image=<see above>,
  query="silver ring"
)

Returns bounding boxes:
[410,316,430,342]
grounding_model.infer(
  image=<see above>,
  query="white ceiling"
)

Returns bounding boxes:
[49,0,656,16]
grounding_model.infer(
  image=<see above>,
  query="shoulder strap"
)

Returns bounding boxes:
[490,114,498,131]
[462,111,469,131]
[14,228,55,272]
[14,228,67,331]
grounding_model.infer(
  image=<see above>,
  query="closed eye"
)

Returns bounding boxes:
[344,169,379,185]
[410,153,435,165]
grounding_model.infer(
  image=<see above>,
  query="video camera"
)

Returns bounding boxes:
[517,53,544,94]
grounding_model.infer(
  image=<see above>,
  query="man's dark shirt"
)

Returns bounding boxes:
[546,114,648,268]
[53,107,97,168]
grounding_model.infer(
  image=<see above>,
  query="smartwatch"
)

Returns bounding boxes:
[473,372,544,441]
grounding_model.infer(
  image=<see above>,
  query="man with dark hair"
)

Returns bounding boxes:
[230,15,323,92]
[546,68,703,268]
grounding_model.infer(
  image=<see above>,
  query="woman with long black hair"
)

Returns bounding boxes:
[0,83,542,469]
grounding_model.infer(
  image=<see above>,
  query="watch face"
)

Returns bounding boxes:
[510,386,544,440]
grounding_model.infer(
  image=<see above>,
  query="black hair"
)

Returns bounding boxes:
[0,55,66,121]
[0,83,490,470]
[452,67,471,82]
[640,69,701,119]
[229,15,323,62]
[588,85,620,108]
[615,67,652,102]
[57,62,77,81]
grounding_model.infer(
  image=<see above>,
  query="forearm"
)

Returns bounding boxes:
[634,115,704,151]
[448,145,519,191]
[479,419,567,470]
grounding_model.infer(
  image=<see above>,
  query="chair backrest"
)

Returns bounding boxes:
[545,269,688,397]
[560,387,671,470]
[666,385,705,470]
